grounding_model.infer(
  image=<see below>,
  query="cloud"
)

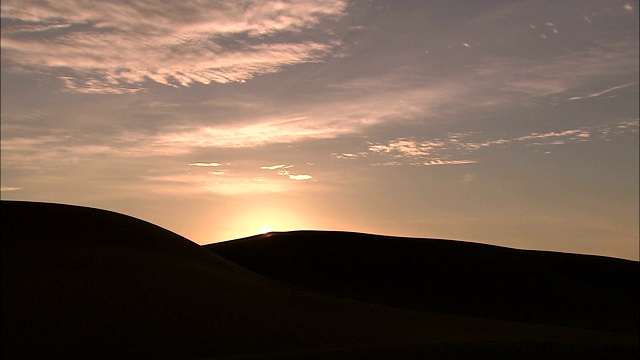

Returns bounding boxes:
[514,130,591,143]
[137,159,316,196]
[371,161,402,166]
[259,164,312,180]
[340,121,636,167]
[289,174,312,180]
[10,30,629,155]
[422,160,477,166]
[1,0,347,93]
[140,173,287,196]
[0,186,22,192]
[367,137,477,167]
[368,139,446,158]
[58,76,145,94]
[110,77,460,150]
[331,152,368,159]
[457,128,594,150]
[260,164,292,170]
[153,115,367,149]
[460,40,638,109]
[616,120,639,129]
[189,162,222,167]
[595,120,639,140]
[567,82,638,101]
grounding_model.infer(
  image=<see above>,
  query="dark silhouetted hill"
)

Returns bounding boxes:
[2,201,638,359]
[206,230,639,335]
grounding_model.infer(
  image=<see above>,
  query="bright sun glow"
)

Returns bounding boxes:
[259,227,272,234]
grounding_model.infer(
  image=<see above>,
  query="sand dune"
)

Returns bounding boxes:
[206,230,639,334]
[2,201,637,359]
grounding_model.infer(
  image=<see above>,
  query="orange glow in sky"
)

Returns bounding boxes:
[259,227,272,235]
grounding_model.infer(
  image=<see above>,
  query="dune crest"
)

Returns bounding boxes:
[206,230,639,334]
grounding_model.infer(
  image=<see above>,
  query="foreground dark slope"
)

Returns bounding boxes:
[206,230,639,335]
[2,201,637,359]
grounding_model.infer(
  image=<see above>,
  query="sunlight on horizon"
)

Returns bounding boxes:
[259,227,272,234]
[203,204,319,243]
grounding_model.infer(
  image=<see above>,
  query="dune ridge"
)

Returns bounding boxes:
[206,230,639,335]
[2,201,637,359]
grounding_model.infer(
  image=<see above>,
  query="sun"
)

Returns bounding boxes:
[258,227,272,234]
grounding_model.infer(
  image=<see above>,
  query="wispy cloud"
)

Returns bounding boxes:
[458,127,602,150]
[1,0,347,93]
[289,174,312,180]
[367,138,476,167]
[138,159,317,196]
[58,76,145,94]
[6,29,631,157]
[567,82,638,101]
[346,121,637,167]
[140,173,287,197]
[259,164,312,181]
[331,152,368,159]
[514,130,590,144]
[189,162,221,167]
[369,139,446,158]
[260,164,293,170]
[187,77,464,149]
[152,116,368,149]
[0,186,22,192]
[371,161,402,166]
[422,160,477,166]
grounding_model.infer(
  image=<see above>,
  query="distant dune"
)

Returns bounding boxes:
[2,201,638,359]
[206,231,639,335]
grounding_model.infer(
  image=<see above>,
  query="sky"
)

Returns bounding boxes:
[1,0,638,260]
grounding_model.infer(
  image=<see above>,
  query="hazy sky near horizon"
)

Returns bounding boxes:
[1,0,638,260]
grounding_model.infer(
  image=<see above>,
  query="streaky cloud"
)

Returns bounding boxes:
[0,186,22,192]
[189,162,222,167]
[567,82,638,101]
[422,160,478,166]
[343,121,637,168]
[515,130,590,142]
[0,0,347,93]
[289,174,312,180]
[331,152,368,159]
[261,164,292,170]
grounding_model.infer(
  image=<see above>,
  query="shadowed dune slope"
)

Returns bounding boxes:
[2,201,638,359]
[206,230,639,335]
